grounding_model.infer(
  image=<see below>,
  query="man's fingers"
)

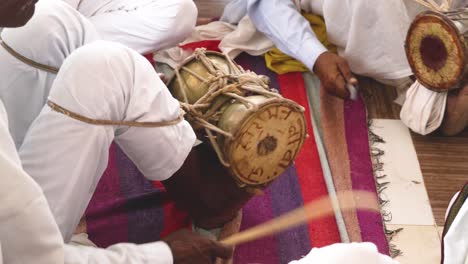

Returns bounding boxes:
[210,241,234,259]
[333,74,350,99]
[337,59,356,83]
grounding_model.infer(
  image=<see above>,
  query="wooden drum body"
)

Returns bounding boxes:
[168,49,307,188]
[405,10,468,91]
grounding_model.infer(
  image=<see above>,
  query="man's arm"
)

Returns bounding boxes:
[65,229,232,264]
[64,240,173,264]
[245,0,357,99]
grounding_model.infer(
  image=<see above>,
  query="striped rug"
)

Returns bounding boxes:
[84,43,389,263]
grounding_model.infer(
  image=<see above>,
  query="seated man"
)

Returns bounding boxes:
[0,0,196,148]
[0,1,236,263]
[220,0,414,100]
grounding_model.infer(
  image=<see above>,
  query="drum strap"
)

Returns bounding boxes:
[47,100,185,128]
[0,38,185,128]
[0,39,59,74]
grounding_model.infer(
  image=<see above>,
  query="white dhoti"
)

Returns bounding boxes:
[19,41,196,242]
[62,0,197,54]
[301,0,414,80]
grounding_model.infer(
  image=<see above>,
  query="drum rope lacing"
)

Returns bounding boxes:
[173,48,283,167]
[411,0,452,12]
[0,37,185,128]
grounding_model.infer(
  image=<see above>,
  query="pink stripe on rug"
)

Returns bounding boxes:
[344,97,389,255]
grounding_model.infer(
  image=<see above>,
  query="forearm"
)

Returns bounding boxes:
[65,240,173,264]
[247,0,327,70]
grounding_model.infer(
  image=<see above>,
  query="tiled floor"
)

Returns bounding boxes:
[372,119,442,264]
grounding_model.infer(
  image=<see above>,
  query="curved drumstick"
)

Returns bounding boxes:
[221,190,379,247]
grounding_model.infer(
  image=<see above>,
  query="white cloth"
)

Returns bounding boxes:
[0,100,65,264]
[0,0,197,149]
[62,0,197,54]
[19,41,196,242]
[288,243,399,264]
[303,0,413,80]
[0,97,176,263]
[223,0,327,70]
[0,0,99,148]
[400,81,447,135]
[443,191,468,264]
[157,0,413,81]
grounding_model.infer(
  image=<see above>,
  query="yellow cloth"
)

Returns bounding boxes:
[264,13,336,74]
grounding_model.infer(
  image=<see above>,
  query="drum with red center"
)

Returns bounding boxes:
[405,9,468,91]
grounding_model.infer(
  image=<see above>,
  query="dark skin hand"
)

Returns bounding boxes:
[162,142,254,229]
[0,0,38,27]
[314,51,358,99]
[163,229,233,264]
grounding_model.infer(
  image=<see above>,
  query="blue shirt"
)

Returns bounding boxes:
[221,0,327,71]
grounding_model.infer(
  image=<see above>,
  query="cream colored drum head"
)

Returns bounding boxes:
[219,97,307,186]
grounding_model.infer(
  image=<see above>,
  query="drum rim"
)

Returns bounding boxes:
[405,10,467,91]
[223,98,307,187]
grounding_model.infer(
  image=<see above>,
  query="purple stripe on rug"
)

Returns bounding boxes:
[86,145,129,247]
[344,97,390,255]
[234,53,280,263]
[115,145,165,244]
[269,166,312,263]
[234,191,280,264]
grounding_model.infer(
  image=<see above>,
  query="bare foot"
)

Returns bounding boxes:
[441,84,468,136]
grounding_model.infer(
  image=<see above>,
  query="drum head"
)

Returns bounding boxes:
[225,100,307,186]
[405,11,467,91]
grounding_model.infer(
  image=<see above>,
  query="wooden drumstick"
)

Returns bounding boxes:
[221,190,379,247]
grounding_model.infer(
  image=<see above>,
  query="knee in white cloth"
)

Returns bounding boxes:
[1,0,99,69]
[164,0,198,44]
[48,40,180,125]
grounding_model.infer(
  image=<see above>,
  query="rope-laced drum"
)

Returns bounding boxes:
[405,9,468,91]
[167,49,307,189]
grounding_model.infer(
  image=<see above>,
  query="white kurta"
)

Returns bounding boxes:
[0,0,99,148]
[0,0,197,148]
[0,98,176,263]
[0,0,196,262]
[19,40,196,242]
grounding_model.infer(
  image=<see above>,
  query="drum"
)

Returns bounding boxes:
[405,9,468,91]
[167,49,307,189]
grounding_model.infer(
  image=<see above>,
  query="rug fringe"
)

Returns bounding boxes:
[368,120,403,258]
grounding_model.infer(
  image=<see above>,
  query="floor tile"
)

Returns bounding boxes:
[389,224,441,264]
[371,119,435,225]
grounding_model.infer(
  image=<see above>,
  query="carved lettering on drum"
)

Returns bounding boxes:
[251,121,263,130]
[236,131,254,151]
[247,167,264,181]
[287,122,302,146]
[279,107,293,120]
[266,106,279,119]
[278,150,293,169]
[230,102,306,186]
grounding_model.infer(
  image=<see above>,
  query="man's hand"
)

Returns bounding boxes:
[162,143,254,229]
[313,52,358,99]
[163,229,233,264]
